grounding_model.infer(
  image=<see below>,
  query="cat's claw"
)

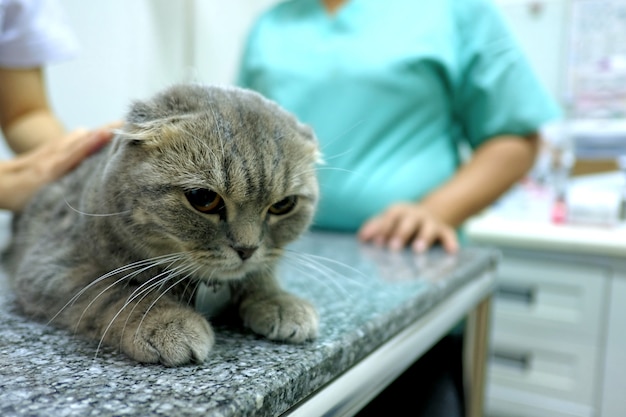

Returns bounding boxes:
[241,294,319,343]
[122,308,215,367]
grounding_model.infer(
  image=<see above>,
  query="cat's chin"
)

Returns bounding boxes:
[196,264,255,282]
[214,270,248,281]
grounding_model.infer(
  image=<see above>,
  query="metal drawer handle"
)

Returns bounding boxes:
[491,350,532,371]
[496,284,535,305]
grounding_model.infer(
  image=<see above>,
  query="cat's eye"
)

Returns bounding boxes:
[185,189,224,214]
[268,196,298,215]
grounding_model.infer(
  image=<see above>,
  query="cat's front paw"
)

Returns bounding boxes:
[122,307,214,366]
[241,294,318,343]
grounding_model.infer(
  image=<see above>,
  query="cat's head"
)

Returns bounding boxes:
[98,84,321,281]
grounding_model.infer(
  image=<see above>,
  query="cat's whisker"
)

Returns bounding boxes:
[186,280,204,309]
[285,250,368,287]
[74,255,187,335]
[291,166,356,182]
[282,252,338,281]
[50,253,186,326]
[181,275,201,306]
[319,148,357,162]
[145,266,189,295]
[96,262,192,357]
[116,262,192,317]
[282,252,364,300]
[319,120,364,151]
[314,166,356,174]
[67,254,183,307]
[130,265,201,348]
[281,256,353,300]
[122,262,191,312]
[63,197,132,217]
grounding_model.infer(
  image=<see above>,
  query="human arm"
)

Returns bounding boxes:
[0,67,115,212]
[358,133,539,253]
[0,67,67,153]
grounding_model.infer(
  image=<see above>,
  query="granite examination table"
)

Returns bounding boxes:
[0,212,497,417]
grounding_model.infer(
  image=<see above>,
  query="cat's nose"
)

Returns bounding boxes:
[232,246,258,261]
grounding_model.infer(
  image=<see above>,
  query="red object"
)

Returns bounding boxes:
[551,199,567,224]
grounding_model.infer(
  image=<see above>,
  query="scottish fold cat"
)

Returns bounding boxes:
[3,84,320,366]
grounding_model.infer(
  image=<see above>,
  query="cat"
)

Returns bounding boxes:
[3,84,321,366]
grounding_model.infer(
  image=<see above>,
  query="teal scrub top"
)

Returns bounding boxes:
[238,0,561,232]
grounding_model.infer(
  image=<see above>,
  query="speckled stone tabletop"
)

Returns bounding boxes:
[0,212,498,417]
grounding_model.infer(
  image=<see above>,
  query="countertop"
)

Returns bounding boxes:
[467,214,626,257]
[466,173,626,258]
[0,213,498,417]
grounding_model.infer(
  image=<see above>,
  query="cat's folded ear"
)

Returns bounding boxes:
[115,118,187,146]
[125,84,205,123]
[113,97,185,145]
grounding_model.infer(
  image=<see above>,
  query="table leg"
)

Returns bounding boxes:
[464,296,492,417]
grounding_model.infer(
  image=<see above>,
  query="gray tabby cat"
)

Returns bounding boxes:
[3,84,320,366]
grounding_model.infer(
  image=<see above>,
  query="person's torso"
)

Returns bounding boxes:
[244,1,469,230]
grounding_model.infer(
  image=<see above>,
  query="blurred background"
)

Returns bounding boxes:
[0,0,574,131]
[2,1,625,417]
[6,0,626,181]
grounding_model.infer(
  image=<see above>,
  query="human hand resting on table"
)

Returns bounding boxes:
[357,136,541,254]
[0,126,116,212]
[358,202,459,254]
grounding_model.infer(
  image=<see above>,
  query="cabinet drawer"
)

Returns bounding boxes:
[492,255,608,340]
[487,385,594,417]
[489,330,598,410]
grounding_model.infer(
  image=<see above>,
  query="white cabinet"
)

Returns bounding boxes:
[600,277,626,417]
[486,250,611,417]
[467,214,626,417]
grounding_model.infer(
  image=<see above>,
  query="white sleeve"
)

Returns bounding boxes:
[0,0,79,68]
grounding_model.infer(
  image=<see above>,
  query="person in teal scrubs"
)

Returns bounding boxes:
[238,0,559,253]
[237,0,560,415]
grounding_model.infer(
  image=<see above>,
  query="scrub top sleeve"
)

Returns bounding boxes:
[0,0,79,68]
[452,1,561,149]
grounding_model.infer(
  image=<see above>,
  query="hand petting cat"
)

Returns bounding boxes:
[0,125,115,212]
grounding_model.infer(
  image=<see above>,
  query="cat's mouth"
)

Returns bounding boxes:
[183,248,265,282]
